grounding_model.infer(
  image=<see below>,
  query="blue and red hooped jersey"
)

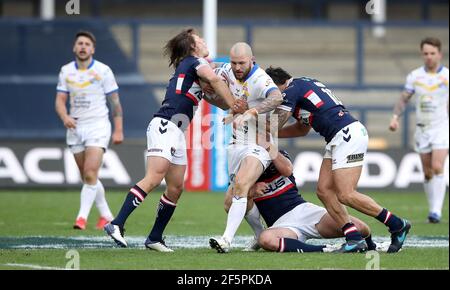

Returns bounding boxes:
[154,56,210,130]
[254,150,306,227]
[278,77,357,143]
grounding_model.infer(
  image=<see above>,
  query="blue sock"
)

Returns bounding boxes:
[342,223,363,241]
[278,238,325,253]
[148,194,177,242]
[375,208,403,232]
[365,235,377,251]
[112,185,147,228]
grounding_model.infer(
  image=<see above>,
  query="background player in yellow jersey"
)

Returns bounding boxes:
[55,31,124,230]
[389,37,449,223]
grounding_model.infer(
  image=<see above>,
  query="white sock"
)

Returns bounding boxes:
[245,204,265,238]
[431,174,447,217]
[223,197,247,243]
[424,178,434,214]
[77,183,97,220]
[95,180,114,220]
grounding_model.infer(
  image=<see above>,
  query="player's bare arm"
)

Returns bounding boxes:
[265,108,292,137]
[107,92,124,144]
[271,150,293,177]
[55,91,76,129]
[197,65,237,111]
[255,89,284,114]
[233,89,284,126]
[389,90,414,131]
[278,120,311,138]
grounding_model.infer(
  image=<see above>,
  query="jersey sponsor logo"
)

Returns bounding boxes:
[254,176,294,202]
[346,153,365,163]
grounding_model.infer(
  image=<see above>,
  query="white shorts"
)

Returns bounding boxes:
[227,143,271,184]
[414,123,449,154]
[146,117,187,165]
[67,118,111,154]
[324,121,368,170]
[269,202,327,242]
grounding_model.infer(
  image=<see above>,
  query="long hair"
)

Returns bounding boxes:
[164,28,197,68]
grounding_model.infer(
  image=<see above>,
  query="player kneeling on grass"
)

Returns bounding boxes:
[223,145,377,253]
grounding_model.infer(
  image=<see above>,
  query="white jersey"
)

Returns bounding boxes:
[404,65,449,127]
[216,63,279,144]
[56,59,119,122]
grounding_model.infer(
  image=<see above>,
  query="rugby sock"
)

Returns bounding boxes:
[424,178,435,215]
[112,185,147,227]
[342,222,364,241]
[245,204,265,238]
[431,174,446,217]
[375,208,403,232]
[77,183,97,219]
[223,196,247,243]
[278,238,326,253]
[94,180,114,220]
[148,194,177,242]
[364,234,377,251]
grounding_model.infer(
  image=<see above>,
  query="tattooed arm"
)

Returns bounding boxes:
[255,89,284,114]
[233,89,284,125]
[389,90,414,132]
[107,92,124,144]
[266,108,292,135]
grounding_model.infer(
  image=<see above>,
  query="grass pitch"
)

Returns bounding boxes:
[0,190,448,270]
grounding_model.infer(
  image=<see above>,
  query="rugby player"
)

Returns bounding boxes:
[264,67,411,253]
[389,37,449,223]
[55,31,123,230]
[208,43,284,253]
[104,28,244,251]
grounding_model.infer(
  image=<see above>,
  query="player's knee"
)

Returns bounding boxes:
[431,162,444,175]
[316,186,330,202]
[166,184,184,202]
[336,191,354,206]
[82,169,98,184]
[233,179,251,198]
[258,231,278,251]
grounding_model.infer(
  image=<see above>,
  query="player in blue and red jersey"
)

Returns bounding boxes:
[105,28,246,251]
[225,149,377,253]
[264,67,411,253]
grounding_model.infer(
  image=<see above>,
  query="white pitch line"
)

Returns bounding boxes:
[2,263,66,270]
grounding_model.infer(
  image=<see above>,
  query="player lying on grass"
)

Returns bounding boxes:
[220,145,377,253]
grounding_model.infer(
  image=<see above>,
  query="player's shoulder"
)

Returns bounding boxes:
[251,65,275,84]
[439,65,449,76]
[59,61,76,73]
[408,66,427,78]
[91,59,113,72]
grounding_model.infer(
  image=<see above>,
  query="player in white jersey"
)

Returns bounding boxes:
[209,42,283,253]
[389,37,449,223]
[55,31,124,230]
